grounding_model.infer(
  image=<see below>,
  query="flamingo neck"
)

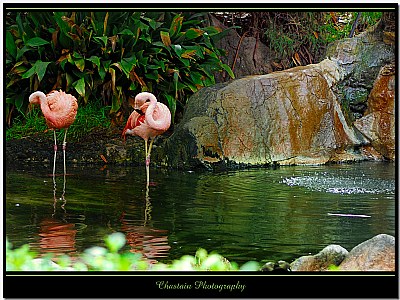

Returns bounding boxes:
[144,94,165,130]
[38,95,56,125]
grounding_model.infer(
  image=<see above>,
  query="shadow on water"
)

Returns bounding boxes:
[6,161,396,265]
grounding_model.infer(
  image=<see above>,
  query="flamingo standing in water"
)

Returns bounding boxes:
[29,90,78,177]
[122,92,171,184]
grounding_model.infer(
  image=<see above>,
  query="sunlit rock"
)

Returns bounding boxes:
[325,18,395,121]
[290,244,349,271]
[165,58,367,169]
[338,234,395,271]
[354,64,395,160]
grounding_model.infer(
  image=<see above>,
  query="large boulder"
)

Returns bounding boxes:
[207,14,274,83]
[354,64,395,160]
[164,58,368,170]
[289,234,395,272]
[324,16,395,163]
[325,17,395,121]
[338,234,395,271]
[290,245,349,271]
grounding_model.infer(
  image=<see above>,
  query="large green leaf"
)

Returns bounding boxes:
[160,31,171,47]
[35,61,51,81]
[73,53,85,72]
[221,63,235,79]
[184,28,204,40]
[119,29,135,35]
[120,56,137,78]
[93,36,107,47]
[6,31,17,59]
[25,37,50,47]
[21,60,51,82]
[53,12,70,34]
[169,15,183,37]
[87,56,101,69]
[74,77,85,97]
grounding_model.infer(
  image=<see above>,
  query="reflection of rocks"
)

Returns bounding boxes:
[290,234,395,272]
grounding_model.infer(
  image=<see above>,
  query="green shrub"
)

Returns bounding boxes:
[6,232,260,271]
[5,11,234,127]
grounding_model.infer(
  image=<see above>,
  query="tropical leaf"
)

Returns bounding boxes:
[73,77,85,97]
[73,52,85,72]
[160,31,171,47]
[181,49,197,59]
[25,37,50,47]
[6,31,17,59]
[87,56,101,69]
[21,60,51,82]
[184,28,204,40]
[169,15,183,37]
[120,56,137,78]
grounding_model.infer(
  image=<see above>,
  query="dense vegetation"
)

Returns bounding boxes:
[6,11,382,139]
[5,11,234,129]
[215,11,382,70]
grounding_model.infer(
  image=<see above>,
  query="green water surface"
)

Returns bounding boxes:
[6,161,396,265]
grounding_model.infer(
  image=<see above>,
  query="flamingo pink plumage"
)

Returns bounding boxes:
[29,90,78,177]
[122,92,171,184]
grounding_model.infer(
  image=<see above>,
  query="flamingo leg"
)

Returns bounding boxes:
[147,138,155,161]
[146,138,155,184]
[62,128,68,177]
[145,139,150,184]
[53,130,58,179]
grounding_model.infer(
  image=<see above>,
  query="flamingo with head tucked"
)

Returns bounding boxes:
[122,92,171,184]
[29,90,78,177]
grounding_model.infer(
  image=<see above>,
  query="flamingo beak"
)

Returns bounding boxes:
[134,108,144,115]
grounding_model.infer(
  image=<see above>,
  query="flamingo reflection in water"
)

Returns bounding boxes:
[35,218,77,258]
[119,186,171,264]
[30,168,81,261]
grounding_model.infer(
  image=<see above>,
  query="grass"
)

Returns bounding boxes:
[6,102,112,142]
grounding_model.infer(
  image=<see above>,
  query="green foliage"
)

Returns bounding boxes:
[262,12,382,69]
[321,12,382,43]
[5,11,234,128]
[6,232,259,271]
[327,264,340,271]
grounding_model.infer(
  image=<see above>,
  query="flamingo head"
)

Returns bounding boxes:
[134,92,155,112]
[29,91,46,105]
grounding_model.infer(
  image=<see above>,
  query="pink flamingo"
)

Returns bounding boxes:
[29,90,78,177]
[122,92,171,184]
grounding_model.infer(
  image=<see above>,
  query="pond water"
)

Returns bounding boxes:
[5,161,396,266]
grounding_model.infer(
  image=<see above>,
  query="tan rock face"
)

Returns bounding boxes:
[166,59,368,168]
[339,234,395,271]
[290,245,349,271]
[354,65,395,160]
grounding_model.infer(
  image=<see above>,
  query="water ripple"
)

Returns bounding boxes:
[281,175,395,195]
